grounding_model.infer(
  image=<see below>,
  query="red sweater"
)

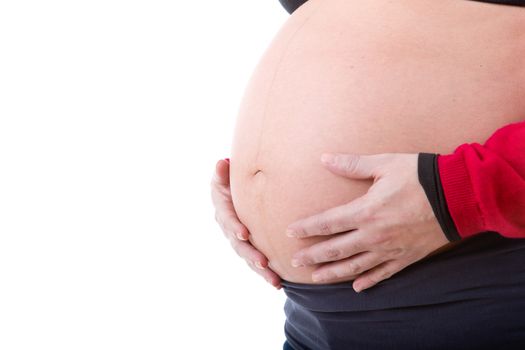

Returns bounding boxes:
[437,120,525,239]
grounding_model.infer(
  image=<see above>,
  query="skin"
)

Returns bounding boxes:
[212,0,524,292]
[211,158,281,289]
[285,152,450,292]
[211,152,451,292]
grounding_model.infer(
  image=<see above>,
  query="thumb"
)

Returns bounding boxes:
[320,153,387,179]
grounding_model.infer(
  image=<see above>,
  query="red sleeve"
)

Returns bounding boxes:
[437,120,525,239]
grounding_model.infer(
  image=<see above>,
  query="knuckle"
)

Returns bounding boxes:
[324,246,342,260]
[347,261,361,275]
[297,252,314,265]
[385,216,404,231]
[367,274,380,285]
[377,267,394,281]
[316,217,332,235]
[302,254,315,265]
[357,204,375,223]
[390,247,405,258]
[367,231,389,246]
[380,270,393,280]
[373,217,391,233]
[332,207,348,231]
[342,156,361,175]
[380,235,395,248]
[322,270,338,281]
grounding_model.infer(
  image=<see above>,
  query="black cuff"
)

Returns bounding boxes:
[418,153,462,242]
[279,0,307,14]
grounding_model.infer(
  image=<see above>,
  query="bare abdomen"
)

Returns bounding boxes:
[229,0,525,283]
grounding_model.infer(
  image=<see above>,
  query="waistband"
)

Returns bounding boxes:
[282,231,525,312]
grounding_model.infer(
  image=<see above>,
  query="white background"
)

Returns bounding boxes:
[0,1,289,349]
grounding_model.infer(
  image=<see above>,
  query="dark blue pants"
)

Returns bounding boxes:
[283,340,294,350]
[281,232,525,350]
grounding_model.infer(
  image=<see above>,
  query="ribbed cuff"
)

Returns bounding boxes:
[437,151,484,238]
[418,153,461,242]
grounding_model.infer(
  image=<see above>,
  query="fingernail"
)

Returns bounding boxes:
[236,232,246,240]
[291,259,302,267]
[354,284,363,293]
[321,153,336,165]
[285,228,296,237]
[255,261,264,269]
[224,158,230,163]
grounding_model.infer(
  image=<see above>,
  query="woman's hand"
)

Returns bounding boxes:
[285,153,449,292]
[211,158,282,289]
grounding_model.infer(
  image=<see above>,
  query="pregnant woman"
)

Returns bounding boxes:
[211,0,525,348]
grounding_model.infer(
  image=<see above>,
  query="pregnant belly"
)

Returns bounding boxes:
[229,0,525,284]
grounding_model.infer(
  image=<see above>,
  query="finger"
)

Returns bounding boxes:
[211,158,230,187]
[229,237,270,270]
[231,239,282,289]
[310,252,385,283]
[211,159,250,241]
[245,260,282,289]
[291,230,367,266]
[285,196,368,238]
[321,153,390,179]
[215,208,250,241]
[352,260,408,292]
